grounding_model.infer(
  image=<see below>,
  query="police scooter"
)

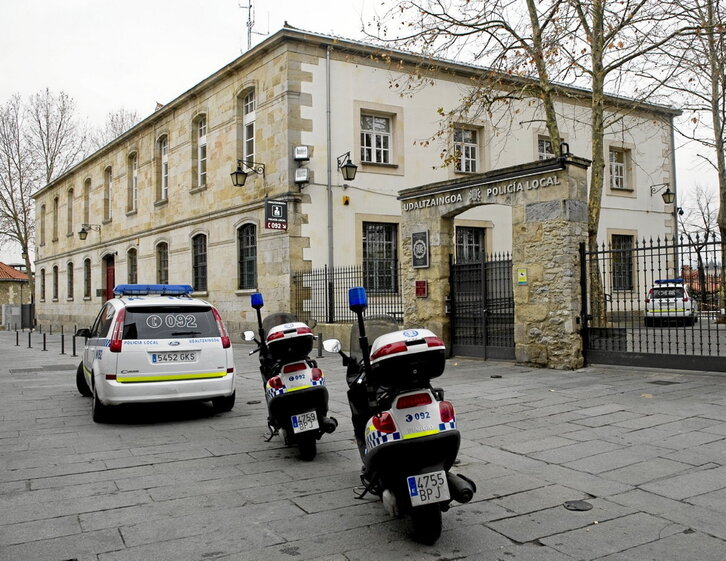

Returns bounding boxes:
[323,287,476,544]
[244,293,337,461]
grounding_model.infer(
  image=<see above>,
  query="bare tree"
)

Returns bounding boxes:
[0,95,38,291]
[92,107,141,150]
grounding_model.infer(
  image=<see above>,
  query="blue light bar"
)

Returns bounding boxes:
[348,287,368,311]
[654,278,684,284]
[113,284,194,296]
[251,293,264,309]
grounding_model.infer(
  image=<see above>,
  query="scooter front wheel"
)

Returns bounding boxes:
[410,503,442,545]
[297,434,317,461]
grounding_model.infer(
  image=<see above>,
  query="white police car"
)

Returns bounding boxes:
[644,278,699,326]
[75,284,236,422]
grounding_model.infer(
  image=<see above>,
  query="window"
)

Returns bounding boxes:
[103,166,113,220]
[238,224,257,290]
[609,147,630,190]
[193,116,207,188]
[52,266,59,300]
[40,204,46,245]
[66,188,74,236]
[455,227,485,263]
[67,262,74,300]
[127,248,138,284]
[538,136,557,160]
[52,197,59,241]
[192,234,207,292]
[243,90,255,163]
[159,136,169,200]
[454,128,478,172]
[360,114,391,164]
[362,222,398,293]
[40,269,46,301]
[612,235,634,291]
[83,178,91,224]
[127,153,138,212]
[83,259,91,298]
[156,242,169,284]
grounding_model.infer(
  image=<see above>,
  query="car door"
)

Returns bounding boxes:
[85,303,115,379]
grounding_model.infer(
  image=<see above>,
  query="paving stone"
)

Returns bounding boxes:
[530,439,625,464]
[600,457,693,485]
[564,444,672,474]
[640,465,726,500]
[596,531,726,561]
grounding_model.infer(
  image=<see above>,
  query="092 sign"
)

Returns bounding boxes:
[265,200,288,231]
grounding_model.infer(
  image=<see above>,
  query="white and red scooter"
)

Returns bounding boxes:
[323,287,476,544]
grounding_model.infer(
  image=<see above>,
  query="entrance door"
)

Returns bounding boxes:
[450,254,514,359]
[104,256,115,302]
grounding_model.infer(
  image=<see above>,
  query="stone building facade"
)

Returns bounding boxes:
[32,27,679,343]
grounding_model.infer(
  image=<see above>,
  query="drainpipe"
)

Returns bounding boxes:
[325,45,334,322]
[670,115,680,276]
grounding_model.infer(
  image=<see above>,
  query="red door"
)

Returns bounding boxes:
[104,257,115,301]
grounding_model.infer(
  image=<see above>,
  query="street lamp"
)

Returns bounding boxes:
[650,183,675,204]
[336,152,357,182]
[230,160,266,187]
[78,223,100,240]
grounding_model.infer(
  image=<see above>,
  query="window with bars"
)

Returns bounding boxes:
[40,269,46,301]
[40,204,46,245]
[362,222,398,293]
[609,147,629,190]
[156,242,169,284]
[66,188,74,236]
[127,248,138,284]
[612,234,634,291]
[360,114,391,164]
[128,153,138,211]
[83,178,91,224]
[238,224,257,290]
[67,262,74,300]
[455,226,485,263]
[104,166,113,220]
[52,266,59,301]
[192,234,207,292]
[83,259,91,299]
[454,128,478,172]
[52,197,59,241]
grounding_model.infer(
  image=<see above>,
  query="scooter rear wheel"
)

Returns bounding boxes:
[410,503,442,545]
[298,434,317,461]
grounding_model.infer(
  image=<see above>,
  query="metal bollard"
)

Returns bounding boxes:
[50,325,53,335]
[15,330,19,346]
[28,331,32,349]
[72,335,77,357]
[61,334,65,355]
[42,333,47,351]
[317,333,323,358]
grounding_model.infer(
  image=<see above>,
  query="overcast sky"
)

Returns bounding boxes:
[0,1,717,262]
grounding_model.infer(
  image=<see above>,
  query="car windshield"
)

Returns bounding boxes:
[652,287,685,299]
[122,305,220,339]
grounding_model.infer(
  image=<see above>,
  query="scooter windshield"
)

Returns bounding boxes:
[262,312,299,333]
[349,314,400,363]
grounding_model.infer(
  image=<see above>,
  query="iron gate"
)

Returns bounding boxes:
[449,254,515,359]
[580,236,726,372]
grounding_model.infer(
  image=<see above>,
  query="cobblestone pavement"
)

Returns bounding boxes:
[1,330,726,560]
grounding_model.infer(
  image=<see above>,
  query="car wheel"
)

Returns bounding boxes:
[92,378,111,423]
[644,317,652,327]
[212,390,235,413]
[76,362,92,397]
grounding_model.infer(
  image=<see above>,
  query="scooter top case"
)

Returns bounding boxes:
[265,321,315,361]
[369,328,446,387]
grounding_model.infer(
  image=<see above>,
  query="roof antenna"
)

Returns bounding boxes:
[239,0,268,53]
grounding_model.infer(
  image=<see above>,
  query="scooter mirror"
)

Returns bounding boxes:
[250,292,264,310]
[348,286,368,313]
[322,339,341,353]
[243,330,256,341]
[307,318,318,330]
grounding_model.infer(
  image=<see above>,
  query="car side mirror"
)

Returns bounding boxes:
[323,339,341,353]
[75,328,91,338]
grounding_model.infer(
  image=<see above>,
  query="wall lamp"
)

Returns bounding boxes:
[650,183,675,204]
[336,152,357,182]
[78,223,100,240]
[230,160,266,187]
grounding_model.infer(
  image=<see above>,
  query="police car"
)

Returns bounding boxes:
[644,278,699,326]
[75,284,236,422]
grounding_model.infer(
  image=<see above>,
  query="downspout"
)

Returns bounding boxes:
[326,45,335,322]
[670,114,679,275]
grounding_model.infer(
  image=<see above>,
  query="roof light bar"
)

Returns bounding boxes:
[654,278,684,285]
[113,284,194,296]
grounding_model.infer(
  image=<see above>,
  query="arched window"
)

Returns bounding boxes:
[83,178,91,224]
[52,266,59,301]
[40,268,46,301]
[127,153,138,212]
[52,196,59,241]
[237,89,256,165]
[192,234,207,292]
[67,261,74,300]
[192,115,207,189]
[156,242,169,284]
[127,248,138,284]
[66,188,74,236]
[39,204,46,245]
[83,259,92,298]
[237,224,257,290]
[103,166,113,221]
[157,135,169,201]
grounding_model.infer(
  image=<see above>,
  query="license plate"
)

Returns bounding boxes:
[407,470,450,506]
[291,411,319,434]
[151,352,197,363]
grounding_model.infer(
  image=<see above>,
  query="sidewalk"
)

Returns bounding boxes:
[1,329,725,560]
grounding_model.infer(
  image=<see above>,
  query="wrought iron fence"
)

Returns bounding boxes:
[581,234,725,371]
[291,264,403,324]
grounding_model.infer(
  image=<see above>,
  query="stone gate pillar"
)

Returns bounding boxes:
[398,155,591,370]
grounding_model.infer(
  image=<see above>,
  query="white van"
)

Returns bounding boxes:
[75,284,235,422]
